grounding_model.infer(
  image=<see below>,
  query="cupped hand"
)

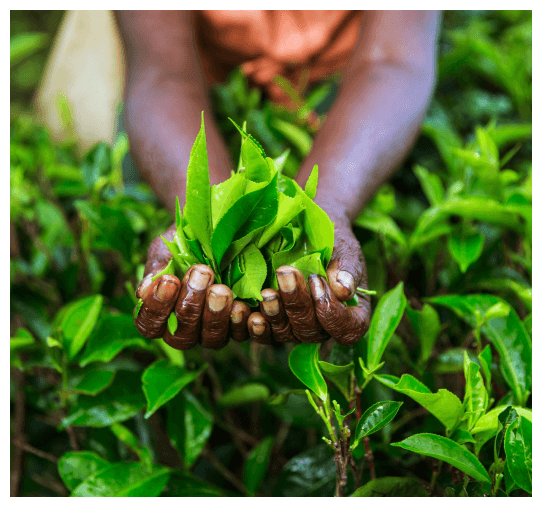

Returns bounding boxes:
[134,224,251,350]
[248,223,371,346]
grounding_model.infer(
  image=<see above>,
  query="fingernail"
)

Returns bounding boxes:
[231,313,242,323]
[252,323,266,336]
[188,269,211,291]
[337,270,354,296]
[155,279,178,301]
[262,296,279,316]
[136,274,153,299]
[208,291,228,312]
[310,275,325,299]
[277,271,296,293]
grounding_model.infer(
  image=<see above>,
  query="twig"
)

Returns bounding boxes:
[229,341,253,372]
[10,439,58,463]
[363,436,376,481]
[29,473,69,496]
[202,447,250,496]
[213,418,258,446]
[66,425,80,451]
[203,350,248,458]
[10,369,26,497]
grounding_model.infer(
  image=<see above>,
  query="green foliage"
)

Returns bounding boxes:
[10,10,531,498]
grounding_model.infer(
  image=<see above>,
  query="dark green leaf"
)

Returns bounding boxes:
[184,113,214,266]
[211,177,272,268]
[73,370,116,396]
[392,433,490,483]
[504,416,532,493]
[375,374,462,431]
[58,295,103,359]
[318,361,353,400]
[168,390,213,468]
[231,244,267,301]
[71,462,170,497]
[428,294,531,406]
[164,470,226,497]
[448,232,484,273]
[218,383,270,407]
[351,477,429,497]
[142,360,206,418]
[352,401,402,449]
[257,192,304,248]
[273,444,336,497]
[406,303,441,364]
[79,315,150,367]
[367,282,406,371]
[110,423,153,470]
[243,437,274,495]
[60,371,146,428]
[450,428,475,445]
[288,343,327,402]
[58,451,111,491]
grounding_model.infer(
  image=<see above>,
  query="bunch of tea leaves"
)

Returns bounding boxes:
[139,113,334,315]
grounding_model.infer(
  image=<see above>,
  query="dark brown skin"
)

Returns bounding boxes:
[117,11,439,349]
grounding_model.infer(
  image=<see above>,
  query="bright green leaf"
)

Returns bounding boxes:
[392,433,490,483]
[288,343,328,402]
[504,416,532,494]
[71,462,170,497]
[375,374,462,431]
[58,451,111,491]
[352,401,403,449]
[367,282,406,370]
[448,232,484,273]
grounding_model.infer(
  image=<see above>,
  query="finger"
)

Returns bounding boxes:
[201,284,233,350]
[143,223,176,278]
[309,274,371,346]
[326,227,366,302]
[163,265,214,350]
[276,266,325,343]
[134,274,181,338]
[230,301,251,342]
[248,312,272,345]
[260,288,297,343]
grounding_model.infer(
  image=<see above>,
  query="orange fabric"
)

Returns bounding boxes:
[196,11,362,108]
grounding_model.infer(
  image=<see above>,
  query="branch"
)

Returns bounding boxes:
[201,447,250,496]
[10,369,26,497]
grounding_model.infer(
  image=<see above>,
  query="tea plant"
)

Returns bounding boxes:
[10,10,531,497]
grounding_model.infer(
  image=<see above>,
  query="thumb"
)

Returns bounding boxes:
[326,225,366,302]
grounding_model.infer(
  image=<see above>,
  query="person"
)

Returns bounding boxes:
[115,10,440,350]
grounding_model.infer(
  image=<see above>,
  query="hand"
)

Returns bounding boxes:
[247,222,371,346]
[133,224,252,350]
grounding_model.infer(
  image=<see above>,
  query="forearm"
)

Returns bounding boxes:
[116,11,233,216]
[124,75,233,214]
[298,63,435,224]
[297,11,439,224]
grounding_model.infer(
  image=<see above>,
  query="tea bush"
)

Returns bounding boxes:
[10,10,531,497]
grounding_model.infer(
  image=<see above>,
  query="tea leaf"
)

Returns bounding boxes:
[392,433,490,483]
[289,343,327,402]
[184,113,214,267]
